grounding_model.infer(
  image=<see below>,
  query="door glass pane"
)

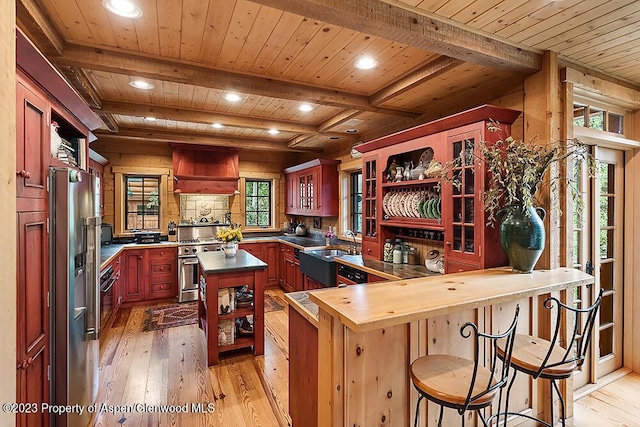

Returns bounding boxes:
[600,327,613,358]
[600,229,613,258]
[600,196,613,227]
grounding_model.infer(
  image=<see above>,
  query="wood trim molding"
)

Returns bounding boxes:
[112,166,170,175]
[562,68,640,108]
[16,0,64,56]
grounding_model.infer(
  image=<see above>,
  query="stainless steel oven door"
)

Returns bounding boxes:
[178,257,199,303]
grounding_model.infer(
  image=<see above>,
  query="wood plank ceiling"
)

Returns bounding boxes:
[16,0,640,153]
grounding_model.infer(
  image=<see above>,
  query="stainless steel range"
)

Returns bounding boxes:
[177,224,225,302]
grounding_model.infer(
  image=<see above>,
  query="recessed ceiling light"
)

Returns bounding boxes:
[103,0,143,18]
[298,103,314,112]
[224,93,242,102]
[354,57,378,70]
[129,80,154,90]
[268,129,280,135]
[211,123,224,129]
[345,129,359,134]
[144,116,156,121]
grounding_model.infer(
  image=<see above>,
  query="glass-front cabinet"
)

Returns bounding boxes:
[284,159,340,217]
[356,105,521,270]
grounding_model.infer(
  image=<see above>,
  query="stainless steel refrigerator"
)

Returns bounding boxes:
[50,167,101,427]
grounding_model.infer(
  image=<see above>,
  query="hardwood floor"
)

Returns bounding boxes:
[94,289,639,427]
[94,290,291,427]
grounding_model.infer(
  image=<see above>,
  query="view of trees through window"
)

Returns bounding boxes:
[573,103,624,134]
[125,176,160,230]
[350,171,362,234]
[245,180,271,227]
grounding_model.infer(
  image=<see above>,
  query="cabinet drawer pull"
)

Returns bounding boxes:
[16,170,31,179]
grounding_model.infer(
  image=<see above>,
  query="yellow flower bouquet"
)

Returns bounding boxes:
[216,227,243,243]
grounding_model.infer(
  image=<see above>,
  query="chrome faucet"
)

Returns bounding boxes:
[345,229,358,255]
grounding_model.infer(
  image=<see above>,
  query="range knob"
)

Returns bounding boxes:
[192,248,197,253]
[184,248,190,254]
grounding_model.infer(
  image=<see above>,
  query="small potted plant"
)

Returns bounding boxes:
[323,228,336,245]
[443,121,595,272]
[217,225,243,257]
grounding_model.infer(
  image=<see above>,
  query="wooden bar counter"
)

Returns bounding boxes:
[308,267,594,427]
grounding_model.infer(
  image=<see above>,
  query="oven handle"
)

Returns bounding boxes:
[101,272,119,293]
[181,258,199,265]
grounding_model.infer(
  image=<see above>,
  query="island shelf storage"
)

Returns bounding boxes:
[197,250,267,366]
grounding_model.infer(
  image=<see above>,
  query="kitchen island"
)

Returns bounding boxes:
[300,267,593,427]
[197,250,267,366]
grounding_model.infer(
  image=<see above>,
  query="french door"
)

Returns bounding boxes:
[573,146,624,388]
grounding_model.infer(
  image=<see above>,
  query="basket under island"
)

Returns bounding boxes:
[196,249,267,366]
[286,266,594,427]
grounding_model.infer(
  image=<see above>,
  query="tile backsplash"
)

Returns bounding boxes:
[179,194,230,223]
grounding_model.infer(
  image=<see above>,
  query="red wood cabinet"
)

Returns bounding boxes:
[289,308,318,427]
[147,247,178,299]
[367,273,387,283]
[123,249,146,302]
[16,211,50,427]
[283,159,341,217]
[239,242,279,287]
[356,105,520,271]
[16,77,49,210]
[122,247,178,303]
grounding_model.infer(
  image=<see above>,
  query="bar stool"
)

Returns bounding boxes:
[496,288,604,427]
[410,305,520,427]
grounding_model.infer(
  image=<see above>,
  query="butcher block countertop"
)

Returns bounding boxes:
[308,267,593,333]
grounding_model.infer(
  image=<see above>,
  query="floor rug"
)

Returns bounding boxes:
[264,293,285,312]
[142,302,198,332]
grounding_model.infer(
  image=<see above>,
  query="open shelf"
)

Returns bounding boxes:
[219,336,254,353]
[380,219,444,230]
[218,306,254,321]
[381,178,439,188]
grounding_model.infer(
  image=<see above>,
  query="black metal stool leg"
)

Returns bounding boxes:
[552,378,566,427]
[414,394,424,427]
[437,405,444,427]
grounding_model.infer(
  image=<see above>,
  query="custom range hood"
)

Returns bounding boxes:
[171,144,239,194]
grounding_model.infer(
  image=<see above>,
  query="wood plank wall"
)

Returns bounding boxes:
[90,140,298,233]
[1,4,16,427]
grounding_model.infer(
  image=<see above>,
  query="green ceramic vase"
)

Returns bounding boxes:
[499,205,546,273]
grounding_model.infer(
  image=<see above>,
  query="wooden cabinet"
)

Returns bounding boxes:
[304,276,324,290]
[283,159,341,217]
[356,105,520,270]
[239,242,279,287]
[123,249,146,302]
[16,211,50,427]
[16,76,49,211]
[280,244,302,292]
[367,273,387,283]
[197,257,266,366]
[147,247,178,299]
[122,247,178,303]
[289,308,318,427]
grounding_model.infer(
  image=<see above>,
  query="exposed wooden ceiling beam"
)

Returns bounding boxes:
[99,100,345,137]
[94,112,119,133]
[370,56,463,106]
[317,109,361,132]
[249,0,541,73]
[287,135,314,148]
[55,44,420,118]
[56,66,102,109]
[93,127,319,152]
[16,0,64,56]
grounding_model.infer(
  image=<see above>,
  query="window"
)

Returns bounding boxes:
[125,176,160,230]
[573,102,625,134]
[350,171,362,234]
[245,180,272,228]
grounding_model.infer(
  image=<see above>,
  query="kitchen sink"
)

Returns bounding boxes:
[306,249,348,259]
[299,249,347,287]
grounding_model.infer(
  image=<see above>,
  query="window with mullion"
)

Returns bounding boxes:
[125,176,160,230]
[350,172,362,234]
[245,180,272,227]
